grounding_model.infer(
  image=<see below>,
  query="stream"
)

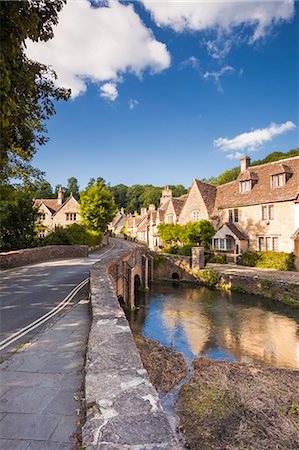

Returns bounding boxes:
[127,282,299,439]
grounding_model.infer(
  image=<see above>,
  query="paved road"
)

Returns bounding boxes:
[0,237,137,449]
[0,239,134,355]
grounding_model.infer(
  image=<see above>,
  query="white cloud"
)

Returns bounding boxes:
[203,65,235,92]
[180,55,200,69]
[100,82,118,101]
[128,99,139,110]
[25,0,171,98]
[214,121,296,153]
[142,0,295,41]
[226,151,245,159]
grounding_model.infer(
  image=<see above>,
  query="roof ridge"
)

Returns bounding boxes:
[249,155,299,169]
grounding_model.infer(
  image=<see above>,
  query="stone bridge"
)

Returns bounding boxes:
[108,246,154,310]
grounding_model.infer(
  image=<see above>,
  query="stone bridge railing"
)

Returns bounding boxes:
[83,244,180,449]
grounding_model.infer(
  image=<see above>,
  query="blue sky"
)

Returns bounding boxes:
[29,1,298,190]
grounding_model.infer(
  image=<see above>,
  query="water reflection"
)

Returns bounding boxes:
[128,283,299,368]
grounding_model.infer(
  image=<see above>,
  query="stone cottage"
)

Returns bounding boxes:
[34,186,81,236]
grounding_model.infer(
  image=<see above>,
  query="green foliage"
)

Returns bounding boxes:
[44,224,101,247]
[43,226,72,245]
[0,185,39,250]
[80,180,116,232]
[65,177,80,199]
[159,221,214,248]
[159,224,181,245]
[237,251,295,271]
[177,245,193,256]
[25,180,55,199]
[195,269,218,287]
[207,253,227,264]
[108,184,188,213]
[163,245,179,254]
[0,0,70,182]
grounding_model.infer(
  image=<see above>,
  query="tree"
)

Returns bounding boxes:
[0,185,39,250]
[109,184,128,209]
[158,221,215,248]
[80,180,116,232]
[0,1,70,182]
[65,177,80,199]
[169,185,188,197]
[25,179,54,198]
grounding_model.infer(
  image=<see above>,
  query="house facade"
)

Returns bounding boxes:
[110,155,299,265]
[34,186,81,236]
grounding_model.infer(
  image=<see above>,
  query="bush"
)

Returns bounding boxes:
[44,224,101,247]
[44,226,72,245]
[195,269,218,287]
[237,251,295,271]
[177,245,193,256]
[164,246,179,254]
[205,252,227,264]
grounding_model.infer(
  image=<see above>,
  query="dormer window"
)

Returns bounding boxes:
[270,164,292,188]
[271,174,285,188]
[238,170,258,193]
[39,213,46,221]
[239,180,251,193]
[192,210,200,222]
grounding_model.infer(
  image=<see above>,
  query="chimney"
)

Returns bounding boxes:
[120,207,125,215]
[140,207,147,216]
[240,156,250,173]
[160,186,172,205]
[57,185,64,205]
[148,204,156,211]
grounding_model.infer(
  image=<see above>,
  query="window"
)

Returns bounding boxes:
[266,237,272,251]
[39,230,46,238]
[273,237,279,251]
[259,236,279,251]
[261,206,268,221]
[234,209,239,223]
[226,238,234,251]
[240,180,251,193]
[219,239,225,250]
[192,210,200,222]
[66,213,77,221]
[259,237,265,251]
[40,213,46,221]
[213,239,219,249]
[229,209,239,223]
[271,174,285,188]
[261,205,274,221]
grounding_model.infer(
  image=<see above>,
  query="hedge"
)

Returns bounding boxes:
[237,251,295,271]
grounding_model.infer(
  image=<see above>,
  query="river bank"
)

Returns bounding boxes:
[136,336,299,450]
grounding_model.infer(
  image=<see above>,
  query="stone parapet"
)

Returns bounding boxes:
[83,248,180,449]
[209,263,299,305]
[0,245,88,270]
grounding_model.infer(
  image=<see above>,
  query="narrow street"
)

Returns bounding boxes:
[0,238,136,449]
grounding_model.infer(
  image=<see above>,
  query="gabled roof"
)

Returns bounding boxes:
[171,198,186,216]
[214,222,248,241]
[194,180,217,216]
[34,199,61,214]
[34,195,80,216]
[215,156,299,209]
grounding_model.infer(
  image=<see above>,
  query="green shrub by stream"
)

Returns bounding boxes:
[237,251,295,271]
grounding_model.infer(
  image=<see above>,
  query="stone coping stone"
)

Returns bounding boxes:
[83,247,180,449]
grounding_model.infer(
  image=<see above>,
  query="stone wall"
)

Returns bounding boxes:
[83,249,180,449]
[154,257,196,282]
[209,264,299,305]
[0,245,88,270]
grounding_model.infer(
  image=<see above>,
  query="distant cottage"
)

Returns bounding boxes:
[110,155,299,265]
[34,186,80,236]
